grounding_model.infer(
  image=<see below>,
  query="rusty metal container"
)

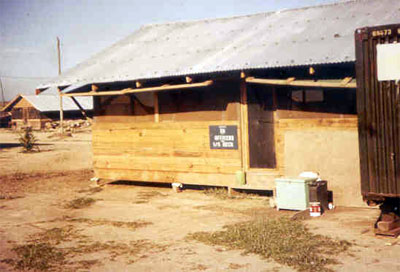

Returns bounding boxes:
[355,24,400,202]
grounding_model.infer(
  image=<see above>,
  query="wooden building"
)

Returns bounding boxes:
[2,95,92,129]
[37,0,399,206]
[0,111,11,128]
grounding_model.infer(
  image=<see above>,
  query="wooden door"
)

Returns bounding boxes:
[247,84,276,168]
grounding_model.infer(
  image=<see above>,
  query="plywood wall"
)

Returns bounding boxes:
[278,118,365,207]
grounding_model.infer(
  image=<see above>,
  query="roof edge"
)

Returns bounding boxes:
[142,0,357,29]
[1,94,23,112]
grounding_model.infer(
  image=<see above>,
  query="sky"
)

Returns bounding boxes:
[0,0,336,101]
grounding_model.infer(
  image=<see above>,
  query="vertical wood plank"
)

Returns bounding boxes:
[58,87,64,134]
[240,79,249,172]
[154,92,159,123]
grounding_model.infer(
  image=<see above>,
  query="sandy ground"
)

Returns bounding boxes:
[0,128,400,271]
[0,129,92,175]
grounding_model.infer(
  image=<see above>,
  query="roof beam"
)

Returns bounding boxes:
[185,76,192,83]
[245,77,356,89]
[91,84,99,92]
[61,80,214,97]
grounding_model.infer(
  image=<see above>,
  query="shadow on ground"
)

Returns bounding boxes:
[0,143,53,150]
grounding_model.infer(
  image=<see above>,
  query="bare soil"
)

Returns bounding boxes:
[0,128,399,271]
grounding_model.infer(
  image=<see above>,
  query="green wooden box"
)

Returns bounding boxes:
[275,177,315,210]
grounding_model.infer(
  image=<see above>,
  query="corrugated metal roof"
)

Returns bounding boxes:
[38,0,400,89]
[39,84,88,94]
[23,95,93,112]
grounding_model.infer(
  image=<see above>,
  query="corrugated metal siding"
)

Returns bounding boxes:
[39,0,400,88]
[356,24,400,199]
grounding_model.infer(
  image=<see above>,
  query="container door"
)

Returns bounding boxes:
[247,84,276,168]
[355,25,400,198]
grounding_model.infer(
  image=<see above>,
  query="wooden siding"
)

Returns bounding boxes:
[92,119,242,185]
[91,80,364,206]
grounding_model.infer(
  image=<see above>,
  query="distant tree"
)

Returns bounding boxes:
[19,127,39,152]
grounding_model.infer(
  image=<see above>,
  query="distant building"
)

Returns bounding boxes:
[1,95,92,129]
[0,111,11,128]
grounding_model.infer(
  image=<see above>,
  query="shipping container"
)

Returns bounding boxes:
[355,24,400,202]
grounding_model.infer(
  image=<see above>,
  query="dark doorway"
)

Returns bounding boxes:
[247,84,276,168]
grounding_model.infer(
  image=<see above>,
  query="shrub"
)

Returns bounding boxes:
[188,217,351,272]
[64,197,96,209]
[12,243,65,271]
[19,126,39,152]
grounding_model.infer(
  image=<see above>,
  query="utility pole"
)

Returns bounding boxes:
[0,77,5,108]
[57,37,64,134]
[57,37,61,76]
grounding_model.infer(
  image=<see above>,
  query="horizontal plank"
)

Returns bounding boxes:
[276,110,357,120]
[93,136,211,150]
[95,168,237,187]
[278,118,358,129]
[93,127,213,137]
[92,120,240,130]
[63,80,213,97]
[92,143,241,159]
[93,115,154,123]
[246,77,356,88]
[93,154,241,174]
[159,111,238,122]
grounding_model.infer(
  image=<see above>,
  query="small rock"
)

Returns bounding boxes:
[90,177,100,182]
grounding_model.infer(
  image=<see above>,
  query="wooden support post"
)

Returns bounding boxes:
[71,96,91,121]
[58,88,64,134]
[91,84,99,92]
[272,86,278,110]
[272,85,278,120]
[153,92,159,123]
[240,76,249,173]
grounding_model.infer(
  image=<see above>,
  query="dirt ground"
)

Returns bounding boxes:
[0,128,400,271]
